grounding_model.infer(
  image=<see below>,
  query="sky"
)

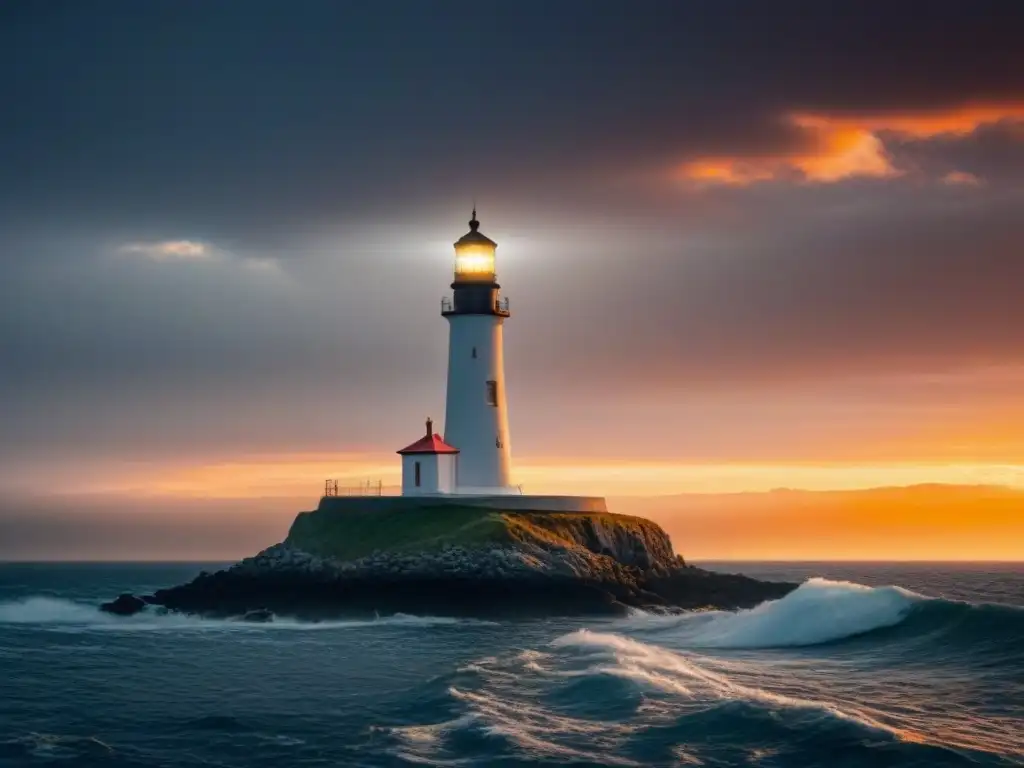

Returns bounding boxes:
[2,1,1024,559]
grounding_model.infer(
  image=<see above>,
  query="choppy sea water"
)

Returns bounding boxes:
[1,562,1021,767]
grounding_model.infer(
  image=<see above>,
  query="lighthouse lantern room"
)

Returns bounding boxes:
[396,211,517,496]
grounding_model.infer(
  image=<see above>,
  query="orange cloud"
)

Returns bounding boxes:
[941,170,983,186]
[679,102,1024,186]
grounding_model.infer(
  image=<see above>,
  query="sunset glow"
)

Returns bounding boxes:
[21,455,1020,562]
[71,456,1024,500]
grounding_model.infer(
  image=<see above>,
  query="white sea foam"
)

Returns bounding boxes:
[541,579,936,745]
[446,687,640,765]
[551,630,916,740]
[387,692,627,766]
[0,596,495,631]
[0,596,106,625]
[622,577,922,648]
[5,733,115,761]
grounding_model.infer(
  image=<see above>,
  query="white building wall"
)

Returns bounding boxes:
[443,314,512,489]
[401,453,458,495]
[437,454,457,494]
[401,453,439,496]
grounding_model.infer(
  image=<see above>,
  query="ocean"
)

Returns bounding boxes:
[0,562,1021,767]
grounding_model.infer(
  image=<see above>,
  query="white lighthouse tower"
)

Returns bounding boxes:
[439,210,515,493]
[387,213,602,509]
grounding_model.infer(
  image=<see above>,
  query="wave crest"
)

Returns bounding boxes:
[0,596,495,631]
[551,630,915,740]
[0,597,105,625]
[626,577,921,648]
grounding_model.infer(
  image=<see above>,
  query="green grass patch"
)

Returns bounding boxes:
[286,504,513,560]
[286,504,667,563]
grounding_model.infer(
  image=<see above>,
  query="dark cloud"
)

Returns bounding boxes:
[2,1,1023,229]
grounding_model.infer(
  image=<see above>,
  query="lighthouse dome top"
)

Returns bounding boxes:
[454,210,497,249]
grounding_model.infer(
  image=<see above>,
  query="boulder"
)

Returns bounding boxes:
[100,593,147,616]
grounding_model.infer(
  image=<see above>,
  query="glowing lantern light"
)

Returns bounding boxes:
[453,209,497,281]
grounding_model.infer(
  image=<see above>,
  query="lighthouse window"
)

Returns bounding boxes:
[485,380,498,406]
[471,347,477,359]
[414,461,421,487]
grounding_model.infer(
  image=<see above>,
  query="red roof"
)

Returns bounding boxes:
[397,433,460,455]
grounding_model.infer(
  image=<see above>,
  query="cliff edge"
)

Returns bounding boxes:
[101,505,795,619]
[286,505,678,574]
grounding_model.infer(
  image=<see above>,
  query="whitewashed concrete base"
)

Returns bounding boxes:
[316,495,608,514]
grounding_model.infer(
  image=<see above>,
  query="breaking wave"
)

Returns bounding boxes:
[0,596,496,631]
[619,577,923,648]
[616,577,1024,655]
[386,578,1024,765]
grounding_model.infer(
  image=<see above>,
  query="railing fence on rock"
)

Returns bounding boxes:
[323,479,395,497]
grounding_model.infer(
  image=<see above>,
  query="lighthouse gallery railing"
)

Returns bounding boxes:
[441,296,509,313]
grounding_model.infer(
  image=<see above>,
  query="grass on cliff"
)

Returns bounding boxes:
[286,505,511,560]
[286,504,666,562]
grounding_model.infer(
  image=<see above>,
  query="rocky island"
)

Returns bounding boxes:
[101,503,796,620]
[99,213,797,622]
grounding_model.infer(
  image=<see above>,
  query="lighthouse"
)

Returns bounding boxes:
[440,210,514,492]
[383,213,602,509]
[398,211,515,495]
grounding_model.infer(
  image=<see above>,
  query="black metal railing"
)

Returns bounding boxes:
[323,479,384,497]
[440,296,510,314]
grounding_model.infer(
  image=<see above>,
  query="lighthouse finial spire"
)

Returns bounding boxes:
[470,201,479,231]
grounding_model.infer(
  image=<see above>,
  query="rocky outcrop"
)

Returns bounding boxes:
[99,593,147,616]
[505,512,677,570]
[283,506,682,575]
[99,508,795,619]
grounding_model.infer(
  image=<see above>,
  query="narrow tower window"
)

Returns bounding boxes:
[414,461,421,487]
[471,347,477,359]
[485,380,498,406]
